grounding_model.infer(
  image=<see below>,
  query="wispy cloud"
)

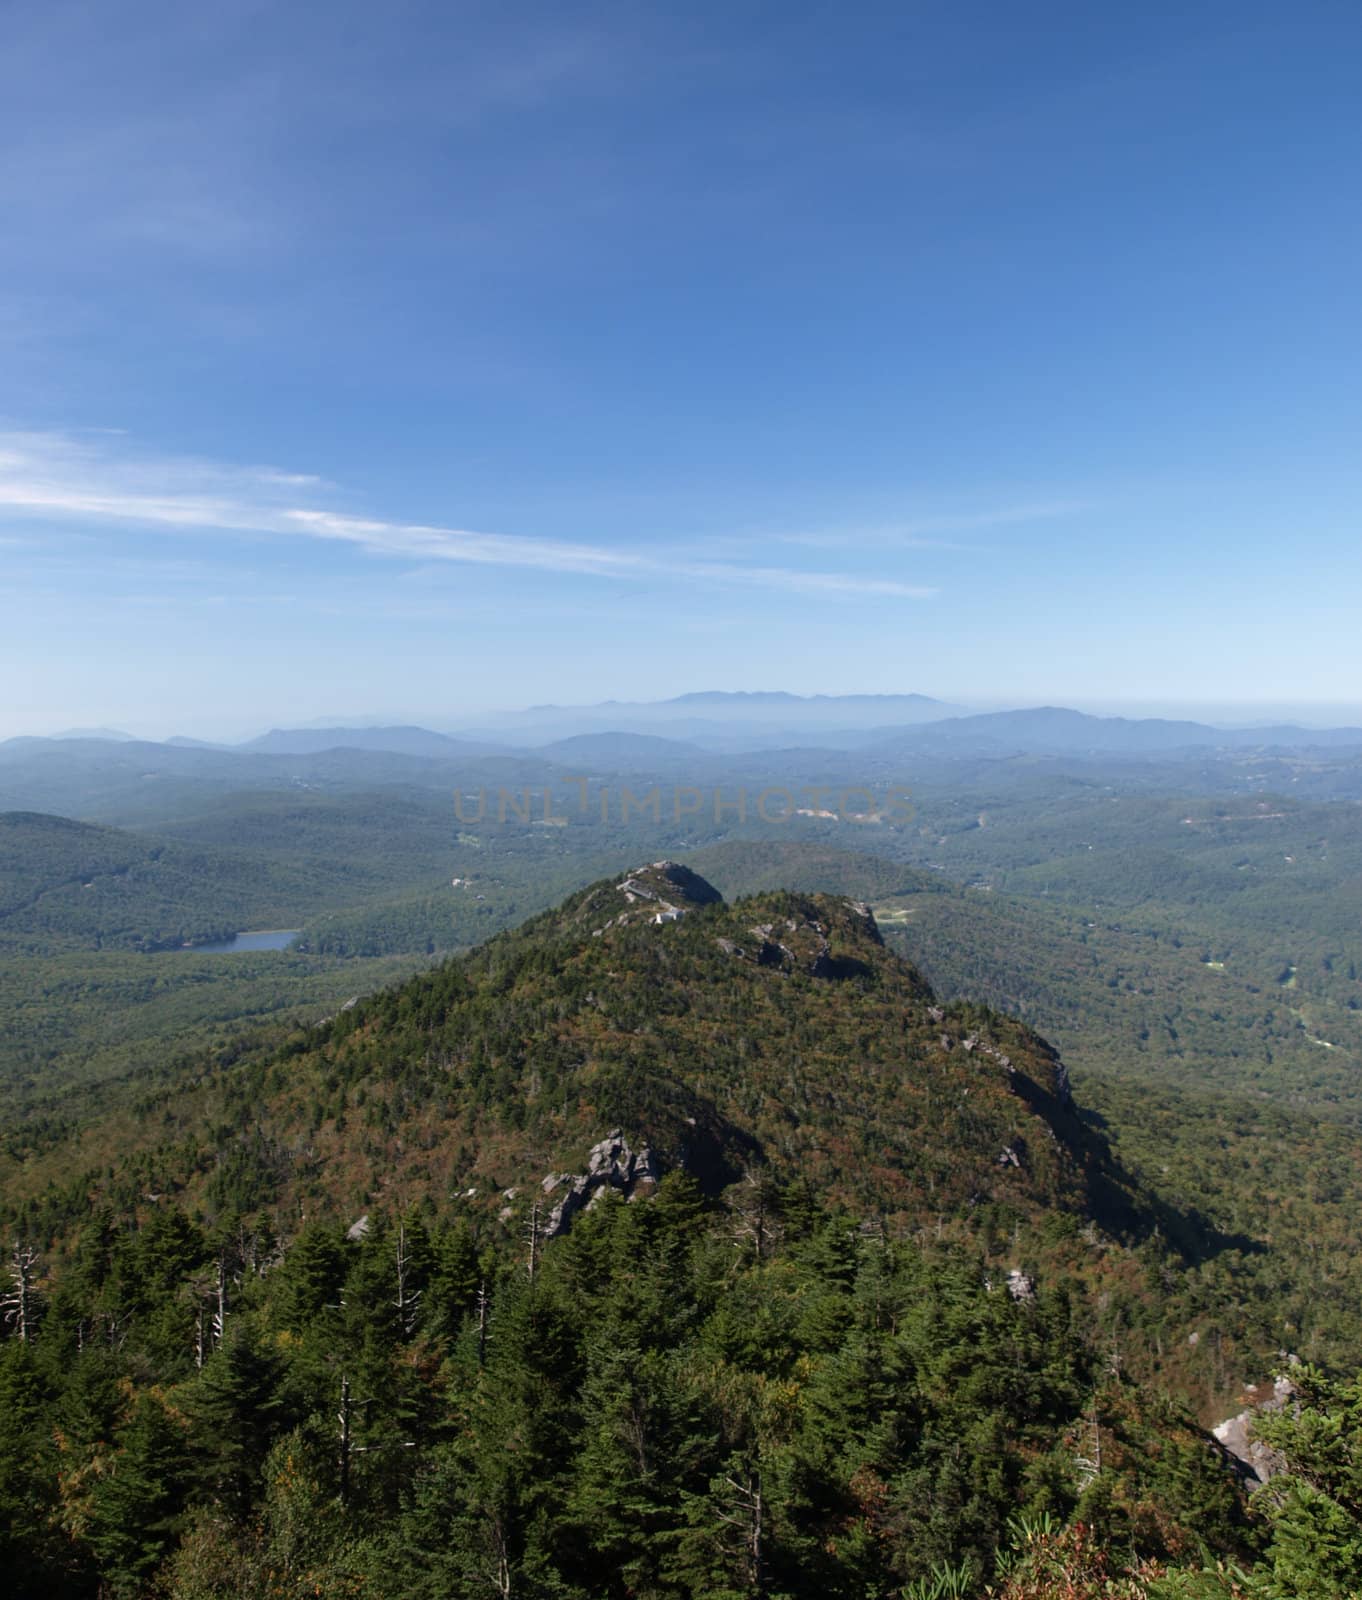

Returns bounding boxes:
[0,429,936,600]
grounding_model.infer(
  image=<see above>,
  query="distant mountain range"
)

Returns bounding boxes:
[48,726,138,742]
[544,689,959,721]
[466,689,964,747]
[866,705,1362,757]
[6,701,1361,791]
[238,724,505,759]
[530,730,709,772]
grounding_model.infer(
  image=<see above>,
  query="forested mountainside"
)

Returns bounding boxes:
[7,863,1132,1236]
[688,833,1362,1120]
[0,810,300,954]
[0,801,596,955]
[8,802,1362,1403]
[8,862,1362,1597]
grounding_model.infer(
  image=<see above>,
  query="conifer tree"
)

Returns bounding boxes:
[86,1394,189,1597]
[185,1325,285,1516]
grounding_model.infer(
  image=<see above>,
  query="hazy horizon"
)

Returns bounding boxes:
[9,690,1362,748]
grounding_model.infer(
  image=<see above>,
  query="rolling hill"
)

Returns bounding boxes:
[0,860,1341,1599]
[8,862,1145,1241]
[236,725,506,758]
[0,811,309,952]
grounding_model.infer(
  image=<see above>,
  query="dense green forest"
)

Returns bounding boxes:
[0,1177,1290,1600]
[3,866,1361,1596]
[6,732,1362,1596]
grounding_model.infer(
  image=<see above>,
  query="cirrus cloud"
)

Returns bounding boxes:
[0,428,938,599]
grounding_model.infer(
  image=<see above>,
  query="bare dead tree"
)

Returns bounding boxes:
[731,1173,781,1265]
[476,1280,490,1368]
[336,1371,412,1507]
[1074,1397,1103,1487]
[525,1203,542,1282]
[1,1243,42,1343]
[337,1373,370,1507]
[393,1221,422,1338]
[480,1508,513,1600]
[212,1254,228,1347]
[623,1391,651,1479]
[714,1468,765,1593]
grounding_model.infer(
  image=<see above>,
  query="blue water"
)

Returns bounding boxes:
[191,929,301,954]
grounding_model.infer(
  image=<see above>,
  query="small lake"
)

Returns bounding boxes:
[191,929,302,954]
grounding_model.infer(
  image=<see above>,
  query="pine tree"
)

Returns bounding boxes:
[280,1221,347,1329]
[86,1394,189,1597]
[0,1342,72,1595]
[1253,1365,1362,1600]
[186,1325,285,1516]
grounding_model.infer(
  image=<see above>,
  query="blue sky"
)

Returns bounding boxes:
[1,0,1359,738]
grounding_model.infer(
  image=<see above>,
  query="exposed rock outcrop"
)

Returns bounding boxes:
[622,861,722,908]
[716,911,872,980]
[1212,1371,1296,1485]
[543,1130,662,1237]
[591,861,724,934]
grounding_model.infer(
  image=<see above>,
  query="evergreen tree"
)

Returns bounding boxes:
[86,1393,189,1597]
[0,1341,74,1596]
[185,1324,285,1516]
[1253,1365,1362,1599]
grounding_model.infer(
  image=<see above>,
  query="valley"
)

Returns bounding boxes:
[4,706,1362,1596]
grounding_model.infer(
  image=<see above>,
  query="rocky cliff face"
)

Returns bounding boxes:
[541,1130,661,1236]
[582,859,725,933]
[1212,1372,1296,1485]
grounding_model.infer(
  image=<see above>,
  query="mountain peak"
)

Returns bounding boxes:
[561,860,726,934]
[617,859,724,911]
[312,873,1126,1228]
[15,858,1149,1251]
